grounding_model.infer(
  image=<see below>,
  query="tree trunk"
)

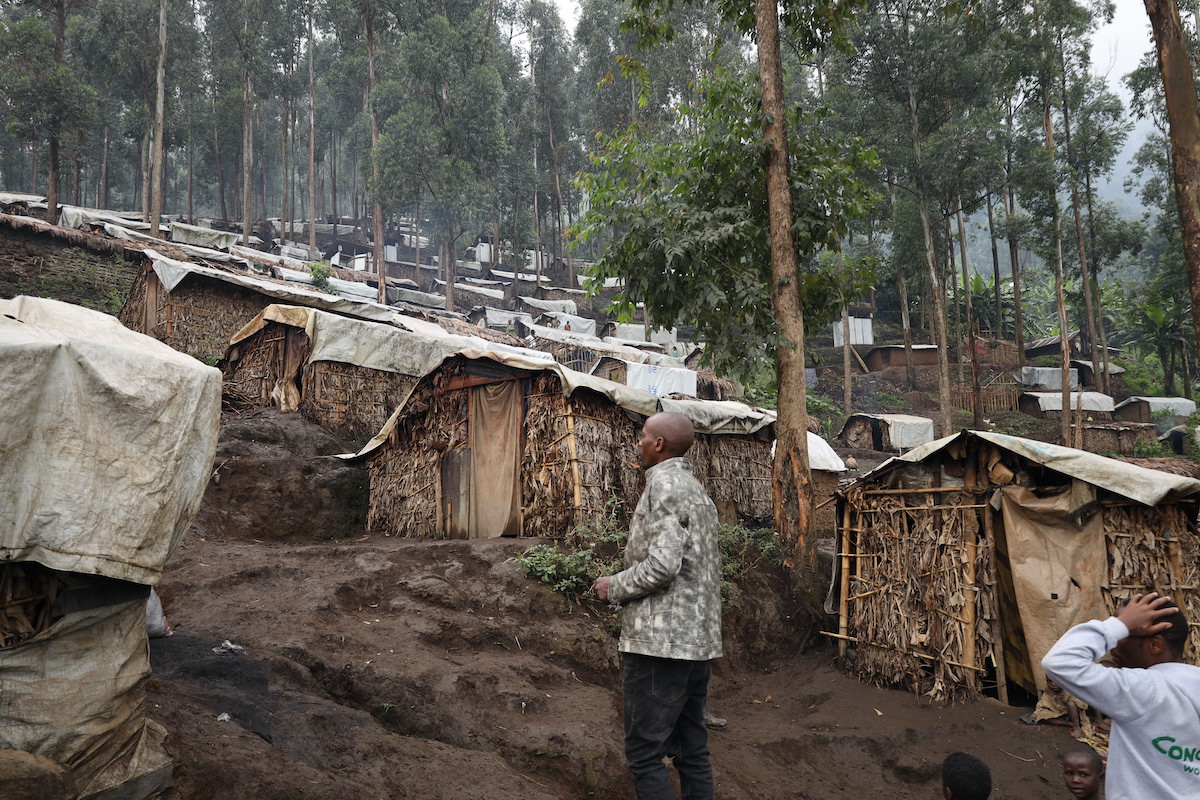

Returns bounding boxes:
[842,305,852,415]
[308,7,317,256]
[986,191,1002,336]
[1144,0,1200,360]
[186,105,194,224]
[1043,94,1072,444]
[905,75,952,436]
[956,197,982,428]
[149,0,167,238]
[99,126,109,209]
[755,0,813,569]
[1057,32,1101,391]
[365,0,386,304]
[1004,101,1025,360]
[242,69,253,246]
[888,173,917,389]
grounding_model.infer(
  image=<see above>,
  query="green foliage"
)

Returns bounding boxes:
[307,261,335,294]
[1119,354,1166,397]
[576,66,879,386]
[515,502,781,616]
[872,391,906,410]
[0,17,97,148]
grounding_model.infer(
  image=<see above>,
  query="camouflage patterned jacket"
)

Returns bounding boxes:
[608,457,723,661]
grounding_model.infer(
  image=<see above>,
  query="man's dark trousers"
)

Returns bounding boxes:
[622,652,714,800]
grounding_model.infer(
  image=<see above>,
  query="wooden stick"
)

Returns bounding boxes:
[983,486,1009,705]
[838,500,853,659]
[863,486,966,495]
[564,402,584,519]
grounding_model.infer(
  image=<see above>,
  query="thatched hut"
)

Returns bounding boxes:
[1074,421,1158,455]
[837,413,935,452]
[833,430,1200,703]
[1018,391,1114,420]
[356,351,775,540]
[222,304,553,441]
[863,345,939,372]
[1113,396,1197,426]
[119,249,396,363]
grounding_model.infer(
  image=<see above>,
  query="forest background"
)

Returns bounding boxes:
[2,0,1200,555]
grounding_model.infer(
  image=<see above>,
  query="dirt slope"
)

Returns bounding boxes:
[147,410,1081,800]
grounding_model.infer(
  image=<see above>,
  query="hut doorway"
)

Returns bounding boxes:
[455,380,523,538]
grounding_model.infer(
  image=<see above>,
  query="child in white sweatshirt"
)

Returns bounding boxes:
[1042,592,1200,800]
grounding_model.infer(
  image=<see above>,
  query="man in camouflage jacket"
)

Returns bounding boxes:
[592,411,722,800]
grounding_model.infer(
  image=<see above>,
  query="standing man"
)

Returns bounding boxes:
[591,412,723,800]
[1042,592,1200,799]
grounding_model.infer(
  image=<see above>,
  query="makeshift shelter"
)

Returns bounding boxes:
[1071,359,1125,388]
[119,249,396,363]
[838,413,935,452]
[222,304,552,440]
[1074,421,1158,455]
[1113,396,1197,426]
[1013,366,1078,390]
[1018,391,1114,419]
[354,351,775,540]
[862,344,940,372]
[832,431,1200,703]
[0,296,220,798]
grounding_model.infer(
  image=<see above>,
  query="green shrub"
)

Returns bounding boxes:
[514,502,780,613]
[873,391,905,410]
[307,261,336,294]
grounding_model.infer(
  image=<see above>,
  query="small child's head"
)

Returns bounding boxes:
[1045,679,1063,694]
[1061,748,1103,799]
[942,752,992,800]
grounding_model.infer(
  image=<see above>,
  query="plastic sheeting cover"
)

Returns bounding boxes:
[1024,391,1113,412]
[518,295,577,315]
[625,361,698,397]
[168,221,243,250]
[859,430,1200,507]
[1114,396,1197,417]
[1014,366,1078,390]
[146,249,397,323]
[0,297,220,584]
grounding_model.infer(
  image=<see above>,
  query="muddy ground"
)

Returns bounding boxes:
[141,409,1086,800]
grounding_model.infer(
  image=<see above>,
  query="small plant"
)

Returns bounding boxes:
[515,498,780,615]
[873,391,906,410]
[307,261,336,294]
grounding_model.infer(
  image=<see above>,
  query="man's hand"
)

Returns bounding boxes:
[1117,592,1177,637]
[591,576,612,602]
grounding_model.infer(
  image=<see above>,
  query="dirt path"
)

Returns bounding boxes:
[145,411,1082,800]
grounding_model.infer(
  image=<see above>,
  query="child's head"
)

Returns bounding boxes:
[1045,679,1063,694]
[1061,748,1103,799]
[942,752,992,800]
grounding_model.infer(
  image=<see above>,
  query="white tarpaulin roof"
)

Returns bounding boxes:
[0,296,220,584]
[1024,391,1114,412]
[346,350,774,460]
[145,249,398,322]
[807,433,846,472]
[522,322,685,368]
[1014,366,1078,390]
[842,413,935,450]
[538,311,596,336]
[519,295,577,315]
[169,220,244,250]
[862,430,1200,507]
[0,192,46,205]
[492,269,551,285]
[230,304,553,380]
[59,204,153,231]
[626,361,698,397]
[275,266,378,302]
[482,306,535,328]
[436,279,505,300]
[1114,396,1197,417]
[391,286,447,308]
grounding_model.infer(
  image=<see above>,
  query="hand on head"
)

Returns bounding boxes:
[1117,592,1178,637]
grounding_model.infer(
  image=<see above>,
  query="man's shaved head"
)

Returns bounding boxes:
[639,412,695,468]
